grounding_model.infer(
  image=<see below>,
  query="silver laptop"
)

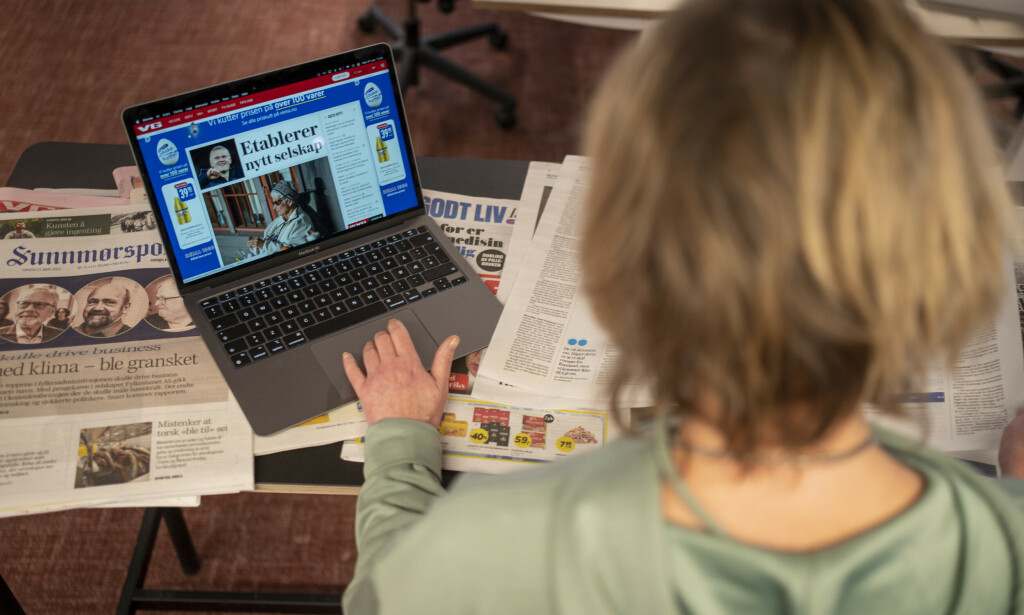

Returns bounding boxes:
[122,44,502,436]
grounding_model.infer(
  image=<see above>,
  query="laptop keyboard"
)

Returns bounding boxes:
[199,226,469,367]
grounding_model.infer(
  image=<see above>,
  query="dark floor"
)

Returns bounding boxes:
[0,1,636,612]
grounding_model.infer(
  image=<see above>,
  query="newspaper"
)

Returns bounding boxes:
[475,155,654,406]
[340,400,612,474]
[1,187,129,212]
[0,194,253,518]
[253,188,535,456]
[497,162,560,305]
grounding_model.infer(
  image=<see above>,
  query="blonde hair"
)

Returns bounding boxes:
[582,0,1015,455]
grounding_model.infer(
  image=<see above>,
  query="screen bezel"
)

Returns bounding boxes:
[122,43,425,293]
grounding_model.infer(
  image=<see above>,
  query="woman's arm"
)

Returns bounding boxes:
[341,320,458,612]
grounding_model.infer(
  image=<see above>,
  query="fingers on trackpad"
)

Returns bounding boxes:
[309,312,438,395]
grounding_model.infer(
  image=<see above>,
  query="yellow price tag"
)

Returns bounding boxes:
[469,428,489,444]
[513,432,532,448]
[556,437,576,452]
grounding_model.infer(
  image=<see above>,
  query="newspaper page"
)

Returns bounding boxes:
[476,155,654,405]
[497,161,560,305]
[0,199,253,518]
[868,208,1024,453]
[340,400,612,474]
[253,188,534,455]
[112,166,151,205]
[0,187,129,213]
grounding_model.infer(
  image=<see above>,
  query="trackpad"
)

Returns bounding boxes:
[310,312,439,402]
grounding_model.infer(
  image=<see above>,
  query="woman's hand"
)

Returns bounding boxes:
[342,319,459,427]
[999,409,1024,480]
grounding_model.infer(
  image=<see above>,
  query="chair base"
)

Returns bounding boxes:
[358,3,517,129]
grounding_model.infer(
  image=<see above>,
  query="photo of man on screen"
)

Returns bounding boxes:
[197,143,244,189]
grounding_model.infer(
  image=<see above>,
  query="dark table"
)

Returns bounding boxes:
[8,141,529,492]
[5,142,531,613]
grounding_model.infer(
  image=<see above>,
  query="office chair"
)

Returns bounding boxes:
[358,0,517,129]
[978,50,1024,119]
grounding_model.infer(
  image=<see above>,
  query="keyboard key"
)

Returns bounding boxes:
[204,304,224,319]
[403,289,422,303]
[223,338,246,355]
[424,263,458,281]
[283,332,307,347]
[410,233,435,247]
[314,308,332,321]
[218,324,249,343]
[230,351,251,367]
[266,338,287,354]
[345,296,365,310]
[305,302,388,340]
[210,313,239,331]
[422,288,439,297]
[249,345,269,361]
[218,290,236,302]
[385,296,406,309]
[408,274,425,287]
[200,297,218,308]
[452,276,468,286]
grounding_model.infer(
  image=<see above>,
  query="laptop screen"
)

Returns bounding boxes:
[124,44,421,287]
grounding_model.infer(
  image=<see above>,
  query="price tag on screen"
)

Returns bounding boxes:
[378,124,394,141]
[175,181,196,201]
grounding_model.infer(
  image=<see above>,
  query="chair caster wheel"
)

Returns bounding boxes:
[495,107,516,129]
[490,29,509,50]
[357,13,375,33]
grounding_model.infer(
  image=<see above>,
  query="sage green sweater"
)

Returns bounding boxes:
[344,419,1024,614]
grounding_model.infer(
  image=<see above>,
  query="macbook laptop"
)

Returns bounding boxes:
[122,43,502,436]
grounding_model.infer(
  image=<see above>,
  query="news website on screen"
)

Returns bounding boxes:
[129,60,418,285]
